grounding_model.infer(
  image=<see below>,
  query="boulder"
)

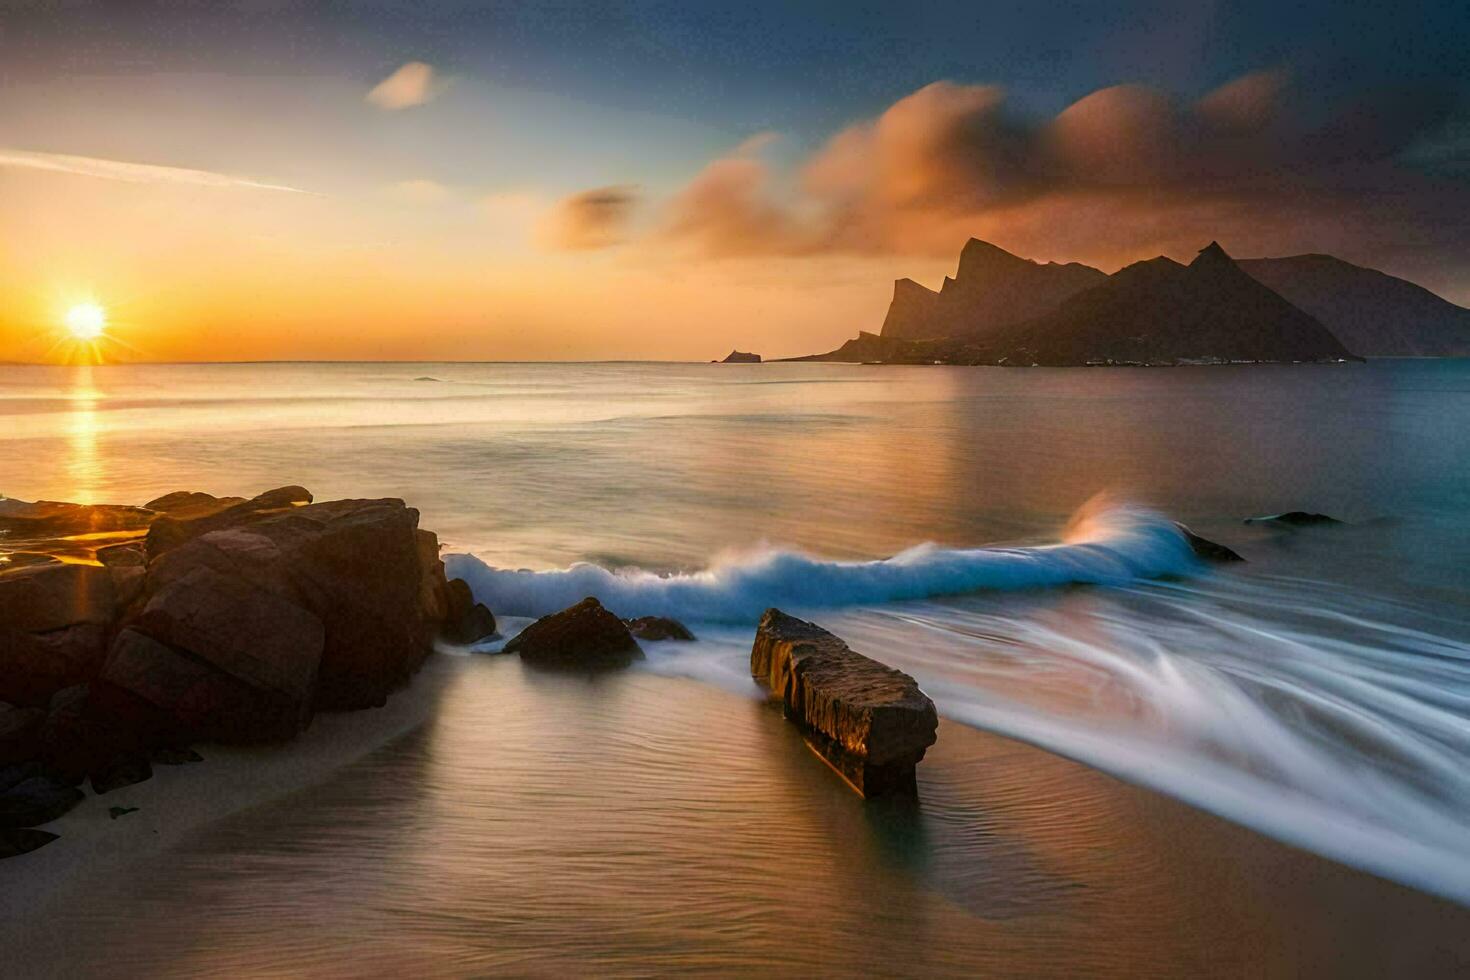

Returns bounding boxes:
[145,485,312,560]
[1244,511,1344,527]
[0,775,84,827]
[505,597,643,669]
[1174,523,1245,563]
[0,563,116,633]
[0,623,110,707]
[0,828,59,859]
[442,578,497,644]
[624,616,696,641]
[751,609,938,799]
[35,683,162,784]
[136,497,443,712]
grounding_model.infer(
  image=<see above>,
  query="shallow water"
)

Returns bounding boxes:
[5,360,1470,909]
[16,662,1470,978]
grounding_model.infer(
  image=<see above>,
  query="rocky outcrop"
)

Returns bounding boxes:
[1244,511,1344,527]
[751,609,937,799]
[624,616,695,641]
[880,239,1107,342]
[505,597,643,669]
[720,350,762,363]
[0,486,476,847]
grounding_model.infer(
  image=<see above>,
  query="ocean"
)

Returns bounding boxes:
[5,360,1470,971]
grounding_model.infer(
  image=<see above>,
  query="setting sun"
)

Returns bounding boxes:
[64,302,106,340]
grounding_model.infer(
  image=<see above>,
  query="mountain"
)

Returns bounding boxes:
[987,243,1358,365]
[1238,255,1470,357]
[880,238,1106,341]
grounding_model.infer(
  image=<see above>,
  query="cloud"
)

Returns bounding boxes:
[649,73,1469,272]
[0,147,308,193]
[540,185,639,250]
[366,62,437,110]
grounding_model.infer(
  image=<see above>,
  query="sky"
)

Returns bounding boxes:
[1,0,1467,362]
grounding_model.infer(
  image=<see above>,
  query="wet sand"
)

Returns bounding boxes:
[8,655,1470,977]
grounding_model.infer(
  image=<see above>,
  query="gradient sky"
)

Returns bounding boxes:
[2,1,1467,362]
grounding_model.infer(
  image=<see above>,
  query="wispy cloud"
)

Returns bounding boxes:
[366,62,437,110]
[0,148,309,193]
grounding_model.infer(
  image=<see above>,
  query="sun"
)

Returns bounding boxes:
[64,303,107,340]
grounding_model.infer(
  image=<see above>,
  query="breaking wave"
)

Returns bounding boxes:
[444,498,1202,622]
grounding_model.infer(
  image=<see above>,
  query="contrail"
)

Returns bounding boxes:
[0,147,311,194]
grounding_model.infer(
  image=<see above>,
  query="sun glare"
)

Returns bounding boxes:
[65,303,107,340]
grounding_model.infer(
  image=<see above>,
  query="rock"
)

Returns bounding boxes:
[0,703,44,765]
[1174,523,1245,563]
[624,616,695,641]
[0,775,84,827]
[36,683,160,784]
[505,597,643,669]
[143,490,245,514]
[108,806,139,820]
[145,485,312,560]
[0,623,109,708]
[751,609,938,799]
[134,496,443,713]
[441,578,497,643]
[1244,511,1344,527]
[0,563,116,633]
[103,619,320,746]
[0,828,59,859]
[0,498,155,541]
[445,604,498,645]
[720,350,762,363]
[150,746,203,765]
[90,755,152,794]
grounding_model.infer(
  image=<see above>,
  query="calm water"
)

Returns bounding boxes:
[6,360,1470,969]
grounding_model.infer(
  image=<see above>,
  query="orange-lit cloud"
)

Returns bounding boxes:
[366,62,437,110]
[641,72,1467,272]
[540,185,639,250]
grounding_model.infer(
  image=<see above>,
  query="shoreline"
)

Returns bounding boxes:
[8,657,1469,976]
[1,653,467,941]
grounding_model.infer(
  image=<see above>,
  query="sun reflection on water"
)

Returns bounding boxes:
[66,365,102,503]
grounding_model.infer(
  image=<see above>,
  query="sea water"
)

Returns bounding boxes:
[5,359,1470,909]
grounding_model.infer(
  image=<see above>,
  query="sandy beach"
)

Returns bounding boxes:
[2,653,466,944]
[7,654,1469,977]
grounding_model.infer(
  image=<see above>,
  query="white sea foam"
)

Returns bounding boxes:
[444,498,1201,622]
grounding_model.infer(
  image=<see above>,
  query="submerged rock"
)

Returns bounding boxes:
[0,827,59,859]
[624,616,696,641]
[505,597,643,669]
[1173,523,1246,563]
[751,609,938,799]
[108,806,140,820]
[1244,511,1344,527]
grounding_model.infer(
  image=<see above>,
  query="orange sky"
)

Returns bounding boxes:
[2,20,1465,364]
